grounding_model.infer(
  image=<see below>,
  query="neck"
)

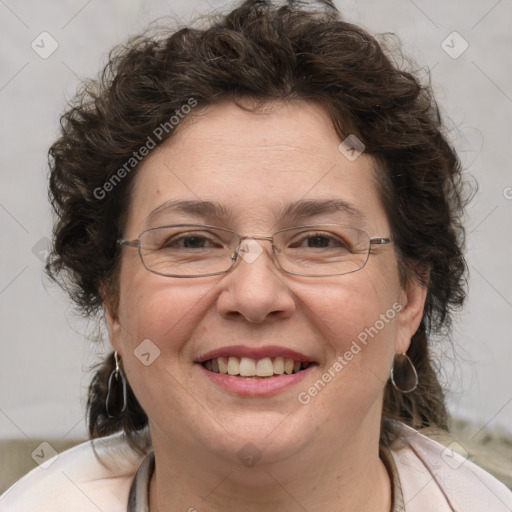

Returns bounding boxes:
[148,415,391,512]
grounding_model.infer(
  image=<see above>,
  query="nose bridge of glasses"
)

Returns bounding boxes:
[240,234,274,245]
[232,234,278,265]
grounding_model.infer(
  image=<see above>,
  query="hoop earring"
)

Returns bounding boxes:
[390,352,418,393]
[106,351,127,418]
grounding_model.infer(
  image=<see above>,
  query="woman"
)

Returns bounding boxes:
[1,0,511,510]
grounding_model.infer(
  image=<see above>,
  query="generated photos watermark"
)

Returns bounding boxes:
[338,134,365,161]
[134,338,161,366]
[93,97,198,200]
[297,302,403,405]
[31,441,59,469]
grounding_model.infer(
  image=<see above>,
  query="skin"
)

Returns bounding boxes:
[106,100,427,512]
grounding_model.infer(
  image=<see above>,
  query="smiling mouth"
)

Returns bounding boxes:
[201,356,313,378]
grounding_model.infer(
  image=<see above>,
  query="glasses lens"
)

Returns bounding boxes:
[139,225,236,277]
[274,225,370,276]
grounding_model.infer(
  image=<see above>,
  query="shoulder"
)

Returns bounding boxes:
[389,422,512,512]
[0,431,147,512]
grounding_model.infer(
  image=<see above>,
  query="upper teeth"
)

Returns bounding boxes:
[203,356,308,377]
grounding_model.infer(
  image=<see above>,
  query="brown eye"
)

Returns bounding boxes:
[163,235,217,249]
[289,232,350,250]
[302,235,337,248]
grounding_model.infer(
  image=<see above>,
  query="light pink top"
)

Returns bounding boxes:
[1,423,511,511]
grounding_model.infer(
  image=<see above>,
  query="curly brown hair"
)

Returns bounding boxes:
[46,0,468,450]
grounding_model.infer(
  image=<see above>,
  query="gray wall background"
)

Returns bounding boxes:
[1,0,511,440]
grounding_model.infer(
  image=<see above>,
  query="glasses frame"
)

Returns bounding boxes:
[117,223,392,278]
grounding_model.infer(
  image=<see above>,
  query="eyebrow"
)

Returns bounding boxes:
[280,199,365,223]
[145,198,364,226]
[146,200,232,226]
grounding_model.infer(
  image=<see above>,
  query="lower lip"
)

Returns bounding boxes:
[197,364,314,396]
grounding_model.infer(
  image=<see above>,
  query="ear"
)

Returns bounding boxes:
[100,286,122,354]
[394,272,428,355]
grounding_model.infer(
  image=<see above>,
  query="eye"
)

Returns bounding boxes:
[160,232,224,250]
[288,231,350,250]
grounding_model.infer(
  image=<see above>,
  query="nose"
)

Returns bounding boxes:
[216,238,296,323]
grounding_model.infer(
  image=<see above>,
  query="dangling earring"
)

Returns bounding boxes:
[106,351,127,418]
[390,352,418,393]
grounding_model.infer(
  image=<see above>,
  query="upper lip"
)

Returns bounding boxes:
[195,345,314,363]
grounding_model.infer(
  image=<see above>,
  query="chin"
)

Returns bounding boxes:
[196,410,313,468]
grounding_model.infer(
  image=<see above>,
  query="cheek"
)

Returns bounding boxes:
[300,275,400,344]
[114,274,220,418]
[293,274,401,425]
[295,268,402,389]
[116,269,217,357]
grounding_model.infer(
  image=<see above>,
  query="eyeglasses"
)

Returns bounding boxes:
[117,224,392,278]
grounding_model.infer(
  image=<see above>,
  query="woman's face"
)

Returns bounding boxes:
[107,100,426,467]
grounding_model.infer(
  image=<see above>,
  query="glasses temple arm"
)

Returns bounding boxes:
[369,237,392,245]
[117,239,140,248]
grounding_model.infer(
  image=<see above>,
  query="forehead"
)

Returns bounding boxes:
[125,100,388,233]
